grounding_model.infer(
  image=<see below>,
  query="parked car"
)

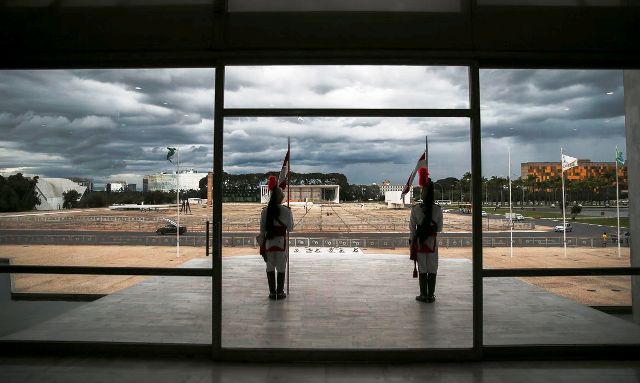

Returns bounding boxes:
[554,223,572,232]
[481,211,488,217]
[156,224,187,235]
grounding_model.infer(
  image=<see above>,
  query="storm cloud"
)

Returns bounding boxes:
[0,67,626,185]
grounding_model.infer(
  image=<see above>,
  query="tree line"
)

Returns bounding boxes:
[477,173,627,206]
[1,170,627,212]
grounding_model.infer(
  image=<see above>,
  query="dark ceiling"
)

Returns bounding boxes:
[1,2,639,68]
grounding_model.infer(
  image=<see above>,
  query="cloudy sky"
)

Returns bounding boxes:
[0,67,625,186]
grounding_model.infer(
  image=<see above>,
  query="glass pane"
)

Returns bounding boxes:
[1,272,211,345]
[3,0,214,7]
[229,0,463,12]
[225,66,469,109]
[478,0,629,6]
[0,68,214,343]
[484,276,639,346]
[222,116,473,349]
[479,69,629,268]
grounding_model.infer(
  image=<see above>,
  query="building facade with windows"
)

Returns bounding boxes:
[521,160,628,183]
[143,170,203,193]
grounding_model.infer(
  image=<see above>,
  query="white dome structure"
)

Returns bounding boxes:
[35,178,87,210]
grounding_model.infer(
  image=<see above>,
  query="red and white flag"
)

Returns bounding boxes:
[278,147,290,190]
[401,151,427,199]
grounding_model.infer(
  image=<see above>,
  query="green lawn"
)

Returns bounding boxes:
[572,217,630,228]
[487,208,629,227]
[489,208,562,219]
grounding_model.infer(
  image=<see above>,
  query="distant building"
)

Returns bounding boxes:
[34,178,87,210]
[260,185,340,204]
[107,181,127,192]
[126,184,137,192]
[143,169,203,193]
[380,183,405,194]
[521,160,627,184]
[384,190,410,208]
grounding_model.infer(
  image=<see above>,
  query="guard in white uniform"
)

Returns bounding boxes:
[409,168,443,303]
[260,176,294,300]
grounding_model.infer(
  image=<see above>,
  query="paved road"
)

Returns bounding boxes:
[1,214,628,249]
[0,222,615,239]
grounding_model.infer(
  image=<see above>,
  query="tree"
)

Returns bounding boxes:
[0,173,40,212]
[62,190,81,209]
[570,203,582,220]
[80,192,108,208]
[526,174,537,203]
[199,175,208,199]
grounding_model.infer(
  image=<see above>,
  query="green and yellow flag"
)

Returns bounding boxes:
[167,147,177,163]
[615,146,624,167]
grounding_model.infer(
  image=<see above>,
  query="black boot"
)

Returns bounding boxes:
[416,273,428,302]
[267,271,276,300]
[276,272,287,300]
[427,273,437,303]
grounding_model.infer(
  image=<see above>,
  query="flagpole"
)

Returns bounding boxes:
[425,136,429,170]
[561,147,567,258]
[177,148,180,258]
[616,146,621,258]
[286,136,291,296]
[509,146,513,258]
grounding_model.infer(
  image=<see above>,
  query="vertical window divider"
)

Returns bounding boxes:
[212,65,225,358]
[469,63,483,356]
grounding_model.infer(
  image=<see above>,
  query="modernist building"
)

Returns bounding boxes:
[106,181,127,193]
[521,160,628,183]
[34,178,87,210]
[259,184,340,204]
[142,170,204,193]
[379,182,405,194]
[68,177,93,193]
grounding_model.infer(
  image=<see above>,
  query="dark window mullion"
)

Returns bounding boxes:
[484,267,640,278]
[0,265,212,277]
[223,108,472,118]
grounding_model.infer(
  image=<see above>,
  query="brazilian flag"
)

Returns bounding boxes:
[167,147,177,163]
[615,147,624,167]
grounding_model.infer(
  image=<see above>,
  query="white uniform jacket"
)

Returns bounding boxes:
[260,205,294,255]
[409,203,444,255]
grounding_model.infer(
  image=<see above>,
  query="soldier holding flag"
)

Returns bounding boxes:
[259,142,293,301]
[409,167,443,303]
[260,176,294,300]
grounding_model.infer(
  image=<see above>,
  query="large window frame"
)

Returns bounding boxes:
[212,64,480,361]
[1,63,638,361]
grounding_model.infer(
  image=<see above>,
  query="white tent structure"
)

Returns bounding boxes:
[35,178,87,210]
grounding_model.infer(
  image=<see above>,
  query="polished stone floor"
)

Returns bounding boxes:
[1,356,640,383]
[2,253,640,348]
[0,272,84,337]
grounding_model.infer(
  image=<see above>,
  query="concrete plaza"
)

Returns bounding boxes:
[2,253,640,348]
